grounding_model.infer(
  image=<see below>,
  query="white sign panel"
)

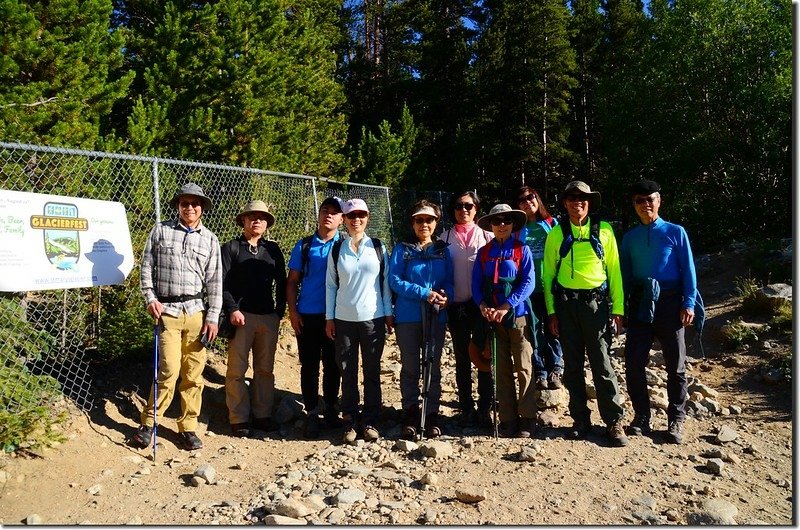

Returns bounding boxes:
[0,189,135,291]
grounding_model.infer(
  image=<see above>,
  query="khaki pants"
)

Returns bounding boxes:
[140,310,206,432]
[494,317,537,422]
[225,312,280,424]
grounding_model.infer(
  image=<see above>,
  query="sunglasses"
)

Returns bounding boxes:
[246,215,269,222]
[491,216,514,226]
[179,200,202,208]
[634,196,657,205]
[345,211,368,219]
[414,216,437,225]
[565,195,589,202]
[454,203,475,211]
[517,193,536,204]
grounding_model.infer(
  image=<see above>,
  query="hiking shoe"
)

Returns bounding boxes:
[568,421,591,440]
[342,423,357,444]
[548,372,564,389]
[607,421,629,447]
[178,431,203,451]
[425,414,441,439]
[230,423,251,438]
[363,425,380,442]
[252,417,279,432]
[518,417,536,439]
[498,419,519,438]
[535,377,549,390]
[627,415,651,436]
[666,420,684,444]
[303,414,321,440]
[131,425,153,448]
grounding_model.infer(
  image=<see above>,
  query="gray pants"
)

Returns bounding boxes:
[396,321,445,415]
[334,318,386,426]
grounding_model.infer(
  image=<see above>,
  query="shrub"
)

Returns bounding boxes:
[771,303,793,332]
[719,318,760,350]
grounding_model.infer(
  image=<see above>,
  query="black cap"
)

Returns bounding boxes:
[630,180,661,196]
[319,197,342,212]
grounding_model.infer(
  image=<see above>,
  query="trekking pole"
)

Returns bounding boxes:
[490,325,498,440]
[419,301,434,441]
[151,321,159,463]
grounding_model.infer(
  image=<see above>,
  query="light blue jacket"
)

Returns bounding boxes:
[325,235,392,322]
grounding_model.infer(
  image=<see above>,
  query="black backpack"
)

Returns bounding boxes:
[330,237,385,288]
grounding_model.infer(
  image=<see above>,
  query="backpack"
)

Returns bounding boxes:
[331,237,385,288]
[555,216,605,278]
[479,239,525,290]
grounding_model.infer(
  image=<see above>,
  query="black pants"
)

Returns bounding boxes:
[297,313,340,413]
[447,301,492,412]
[624,293,688,423]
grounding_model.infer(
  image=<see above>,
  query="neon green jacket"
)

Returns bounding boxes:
[542,217,624,316]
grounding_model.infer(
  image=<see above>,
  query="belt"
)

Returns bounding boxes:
[557,284,607,302]
[160,293,203,303]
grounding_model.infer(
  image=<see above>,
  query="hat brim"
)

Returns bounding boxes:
[236,210,276,228]
[559,190,601,207]
[170,194,213,212]
[477,210,527,232]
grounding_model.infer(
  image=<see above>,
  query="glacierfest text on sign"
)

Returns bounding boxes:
[0,189,135,291]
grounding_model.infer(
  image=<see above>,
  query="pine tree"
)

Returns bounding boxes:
[0,0,132,148]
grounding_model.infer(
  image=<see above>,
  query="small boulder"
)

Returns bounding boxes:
[334,488,366,505]
[716,425,738,443]
[456,487,486,504]
[686,499,738,525]
[419,440,453,459]
[705,458,725,475]
[193,463,216,484]
[272,498,313,519]
[420,472,439,486]
[263,515,307,525]
[393,439,418,452]
[25,514,43,525]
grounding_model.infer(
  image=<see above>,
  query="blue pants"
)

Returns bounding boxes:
[530,292,564,379]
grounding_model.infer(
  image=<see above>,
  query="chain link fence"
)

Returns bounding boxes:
[0,142,394,416]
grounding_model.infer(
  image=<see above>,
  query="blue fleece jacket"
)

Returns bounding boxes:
[621,217,697,310]
[389,240,454,324]
[471,238,535,315]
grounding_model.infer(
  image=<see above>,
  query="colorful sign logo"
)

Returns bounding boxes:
[30,202,89,271]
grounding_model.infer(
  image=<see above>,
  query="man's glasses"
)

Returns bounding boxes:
[345,211,368,219]
[179,200,202,208]
[414,216,437,225]
[634,196,657,205]
[454,203,475,211]
[491,216,513,226]
[517,193,536,204]
[565,195,589,202]
[246,215,269,222]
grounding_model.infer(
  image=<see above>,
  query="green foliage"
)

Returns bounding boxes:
[719,318,760,350]
[97,280,152,360]
[0,0,133,148]
[354,105,418,188]
[770,304,792,332]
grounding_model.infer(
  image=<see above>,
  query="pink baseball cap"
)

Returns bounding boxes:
[341,198,369,215]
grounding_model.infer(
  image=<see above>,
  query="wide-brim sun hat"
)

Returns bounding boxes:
[170,182,213,212]
[477,203,527,232]
[559,180,601,207]
[342,198,369,215]
[235,200,275,228]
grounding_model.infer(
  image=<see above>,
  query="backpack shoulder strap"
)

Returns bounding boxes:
[372,237,385,286]
[299,235,314,279]
[331,239,344,287]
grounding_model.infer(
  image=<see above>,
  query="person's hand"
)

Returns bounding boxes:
[611,314,624,336]
[289,311,304,335]
[680,308,695,327]
[548,315,560,337]
[202,322,219,342]
[325,319,336,340]
[147,300,164,320]
[385,315,395,334]
[230,310,246,327]
[479,303,494,322]
[491,305,510,323]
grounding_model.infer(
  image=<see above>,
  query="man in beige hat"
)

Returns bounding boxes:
[134,182,222,451]
[220,200,286,438]
[542,180,628,447]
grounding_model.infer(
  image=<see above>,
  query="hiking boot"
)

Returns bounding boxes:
[518,417,536,439]
[342,422,358,444]
[252,417,279,433]
[303,414,321,440]
[402,406,419,440]
[627,415,651,436]
[363,425,380,442]
[131,425,153,448]
[425,414,441,439]
[230,422,251,438]
[498,419,519,438]
[568,420,591,440]
[548,372,564,389]
[607,421,629,447]
[666,420,684,444]
[178,431,203,451]
[535,377,549,390]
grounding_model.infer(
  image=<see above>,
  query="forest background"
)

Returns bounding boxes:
[0,0,792,250]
